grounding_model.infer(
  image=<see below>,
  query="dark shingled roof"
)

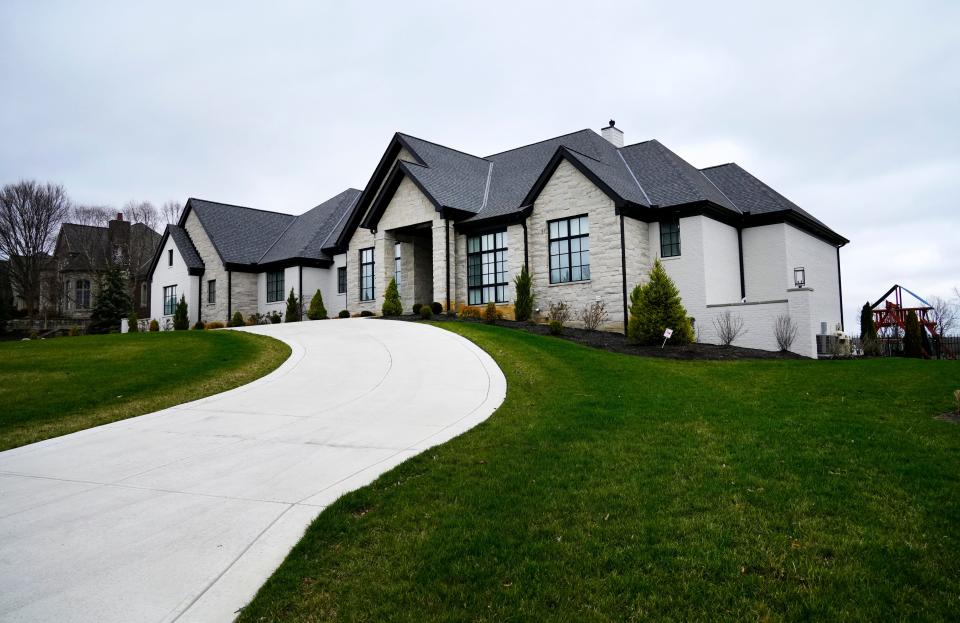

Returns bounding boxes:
[57,222,161,274]
[260,189,361,263]
[166,225,203,270]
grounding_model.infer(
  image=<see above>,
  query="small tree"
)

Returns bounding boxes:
[229,311,244,327]
[128,311,139,333]
[382,278,402,316]
[307,289,328,320]
[903,310,923,358]
[172,294,189,330]
[89,265,133,334]
[284,288,301,322]
[773,314,798,351]
[579,300,608,331]
[513,264,533,321]
[713,311,746,347]
[627,259,693,345]
[484,301,497,324]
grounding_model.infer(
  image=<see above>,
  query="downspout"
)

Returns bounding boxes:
[619,212,628,335]
[197,273,202,324]
[444,215,451,313]
[737,227,746,300]
[298,265,303,320]
[836,246,844,331]
[521,219,528,269]
[227,270,232,322]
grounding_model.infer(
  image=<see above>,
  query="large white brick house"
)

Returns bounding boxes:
[148,121,848,357]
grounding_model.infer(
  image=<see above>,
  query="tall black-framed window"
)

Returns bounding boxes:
[467,230,508,305]
[337,266,347,294]
[660,218,681,257]
[168,249,173,266]
[75,279,91,309]
[548,215,590,284]
[394,242,402,287]
[163,285,177,315]
[359,247,374,301]
[266,270,284,303]
[207,279,216,305]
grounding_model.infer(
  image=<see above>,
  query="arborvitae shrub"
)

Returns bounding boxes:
[229,311,244,327]
[307,289,328,320]
[627,259,693,345]
[484,302,497,324]
[284,289,301,322]
[382,278,402,316]
[903,310,923,358]
[127,311,139,333]
[513,264,533,321]
[173,295,189,330]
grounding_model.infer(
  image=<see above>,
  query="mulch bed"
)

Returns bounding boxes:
[386,315,805,361]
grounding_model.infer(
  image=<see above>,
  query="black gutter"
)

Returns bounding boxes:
[521,220,529,269]
[837,247,844,331]
[197,274,202,324]
[227,270,232,322]
[298,265,303,320]
[737,227,746,300]
[619,212,628,335]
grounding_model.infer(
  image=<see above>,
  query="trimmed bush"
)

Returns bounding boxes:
[420,305,433,320]
[68,326,81,337]
[904,310,923,358]
[338,309,350,319]
[192,321,205,330]
[459,306,481,320]
[307,289,328,320]
[205,321,225,329]
[431,301,443,315]
[412,303,423,315]
[360,310,374,317]
[149,319,160,332]
[229,311,245,327]
[382,278,402,316]
[513,264,533,321]
[627,259,693,345]
[484,302,497,324]
[548,320,563,335]
[127,311,139,333]
[285,289,301,322]
[269,311,281,324]
[173,295,189,330]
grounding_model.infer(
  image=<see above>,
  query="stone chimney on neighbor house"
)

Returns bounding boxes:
[601,119,624,148]
[108,212,131,263]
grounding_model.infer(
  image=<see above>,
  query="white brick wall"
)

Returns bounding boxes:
[150,235,197,326]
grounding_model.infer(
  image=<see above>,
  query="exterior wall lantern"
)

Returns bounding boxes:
[794,266,806,288]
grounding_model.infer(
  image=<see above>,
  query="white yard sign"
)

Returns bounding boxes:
[661,328,673,349]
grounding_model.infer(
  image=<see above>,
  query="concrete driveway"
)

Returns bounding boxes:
[0,319,505,622]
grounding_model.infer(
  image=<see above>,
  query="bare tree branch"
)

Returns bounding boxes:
[161,200,182,225]
[69,205,113,227]
[0,181,71,318]
[929,295,957,337]
[124,200,160,232]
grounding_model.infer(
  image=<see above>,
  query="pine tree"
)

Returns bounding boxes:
[513,264,533,321]
[860,303,876,340]
[903,310,923,358]
[173,294,189,330]
[627,259,694,345]
[285,288,301,322]
[382,277,402,316]
[306,289,328,320]
[89,265,132,334]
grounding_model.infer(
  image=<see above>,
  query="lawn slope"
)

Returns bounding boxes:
[0,330,290,451]
[240,323,960,621]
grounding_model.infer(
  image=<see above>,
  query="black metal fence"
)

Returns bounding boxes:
[846,335,960,359]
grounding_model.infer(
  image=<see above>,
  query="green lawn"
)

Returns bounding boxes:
[0,330,290,451]
[240,322,960,622]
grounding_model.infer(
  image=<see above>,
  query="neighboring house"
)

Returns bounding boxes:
[147,121,848,357]
[147,190,360,326]
[52,214,161,321]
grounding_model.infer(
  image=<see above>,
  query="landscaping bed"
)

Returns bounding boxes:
[388,314,804,360]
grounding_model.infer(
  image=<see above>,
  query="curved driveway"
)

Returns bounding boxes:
[0,319,505,623]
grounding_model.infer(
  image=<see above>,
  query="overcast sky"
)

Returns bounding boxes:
[2,1,957,328]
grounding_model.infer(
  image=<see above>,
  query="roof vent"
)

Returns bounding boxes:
[601,119,623,148]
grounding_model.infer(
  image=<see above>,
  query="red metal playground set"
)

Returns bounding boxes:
[871,284,954,359]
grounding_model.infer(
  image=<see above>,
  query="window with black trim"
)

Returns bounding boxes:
[359,247,374,301]
[168,249,173,266]
[660,218,681,257]
[394,242,402,287]
[467,230,508,305]
[266,270,284,303]
[163,285,177,315]
[76,279,91,309]
[207,279,216,305]
[337,266,347,294]
[548,216,590,284]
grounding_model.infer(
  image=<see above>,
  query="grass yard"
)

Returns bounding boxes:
[240,322,960,622]
[0,330,290,451]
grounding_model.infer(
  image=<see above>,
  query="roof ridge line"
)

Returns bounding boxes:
[190,198,297,217]
[480,162,494,210]
[397,133,489,162]
[256,212,301,263]
[698,169,743,214]
[699,162,736,171]
[484,128,595,159]
[319,191,361,250]
[616,150,653,205]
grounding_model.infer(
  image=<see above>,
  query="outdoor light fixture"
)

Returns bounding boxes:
[794,266,806,288]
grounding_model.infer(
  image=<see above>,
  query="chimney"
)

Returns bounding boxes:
[601,119,624,148]
[108,213,131,261]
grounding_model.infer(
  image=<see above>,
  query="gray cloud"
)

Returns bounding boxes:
[2,0,957,328]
